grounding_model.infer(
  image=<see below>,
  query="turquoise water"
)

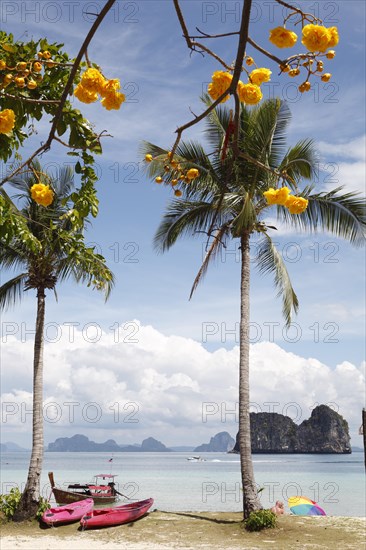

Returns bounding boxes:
[1,452,365,516]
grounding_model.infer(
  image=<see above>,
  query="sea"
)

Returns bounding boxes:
[1,452,365,517]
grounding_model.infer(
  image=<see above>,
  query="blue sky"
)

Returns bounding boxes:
[1,1,365,448]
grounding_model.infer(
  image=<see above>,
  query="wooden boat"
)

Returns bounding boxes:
[80,498,154,529]
[41,498,94,525]
[49,472,119,505]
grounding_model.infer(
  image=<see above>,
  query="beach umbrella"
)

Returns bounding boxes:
[288,496,326,516]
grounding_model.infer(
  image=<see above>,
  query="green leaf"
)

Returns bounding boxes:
[57,119,67,136]
[1,42,17,53]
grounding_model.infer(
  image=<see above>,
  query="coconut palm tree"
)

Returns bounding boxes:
[141,98,365,518]
[0,162,114,520]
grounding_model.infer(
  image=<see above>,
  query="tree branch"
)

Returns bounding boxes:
[1,93,61,105]
[247,38,284,66]
[0,0,117,188]
[171,0,253,155]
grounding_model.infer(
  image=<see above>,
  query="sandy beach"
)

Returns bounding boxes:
[1,511,365,550]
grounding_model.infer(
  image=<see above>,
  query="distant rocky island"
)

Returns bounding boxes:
[0,442,29,452]
[46,432,236,453]
[194,432,235,452]
[47,434,171,452]
[232,405,351,454]
[40,404,351,454]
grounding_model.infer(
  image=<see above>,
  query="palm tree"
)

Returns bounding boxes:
[0,162,114,521]
[142,98,366,519]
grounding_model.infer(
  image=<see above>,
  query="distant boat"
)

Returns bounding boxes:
[80,498,154,529]
[41,498,94,526]
[186,456,206,462]
[48,472,119,505]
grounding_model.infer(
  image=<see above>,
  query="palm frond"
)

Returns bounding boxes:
[51,165,74,197]
[279,139,318,185]
[57,251,115,301]
[202,94,232,151]
[279,186,366,246]
[176,141,214,172]
[0,231,31,266]
[0,273,27,310]
[247,100,290,166]
[256,234,299,326]
[231,194,257,236]
[154,200,229,252]
[190,224,230,299]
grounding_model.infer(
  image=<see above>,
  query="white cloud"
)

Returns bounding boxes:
[1,322,364,448]
[317,135,366,194]
[318,135,366,161]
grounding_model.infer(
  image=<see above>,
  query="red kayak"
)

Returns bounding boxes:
[42,498,94,525]
[80,498,154,529]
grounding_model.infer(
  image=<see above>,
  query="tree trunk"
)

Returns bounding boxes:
[13,289,45,521]
[363,408,366,470]
[239,232,262,519]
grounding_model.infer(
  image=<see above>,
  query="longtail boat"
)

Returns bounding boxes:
[41,498,94,526]
[80,498,154,529]
[48,472,119,505]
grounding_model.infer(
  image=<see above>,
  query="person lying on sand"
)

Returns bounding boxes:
[270,501,285,515]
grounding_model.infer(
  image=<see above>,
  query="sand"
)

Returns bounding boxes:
[1,511,365,549]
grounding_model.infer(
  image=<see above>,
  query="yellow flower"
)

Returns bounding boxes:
[30,183,54,207]
[263,187,291,206]
[245,57,254,66]
[208,71,233,103]
[288,68,300,78]
[33,61,42,72]
[155,177,163,184]
[327,27,339,48]
[285,195,308,214]
[80,68,106,94]
[186,168,199,180]
[14,76,26,88]
[100,91,126,110]
[3,73,13,86]
[326,50,336,59]
[0,108,15,134]
[249,68,272,86]
[299,81,311,93]
[174,189,183,197]
[302,24,331,52]
[237,82,262,105]
[0,60,6,70]
[321,73,332,82]
[269,27,298,48]
[145,154,153,162]
[27,79,37,90]
[101,78,121,97]
[74,83,98,104]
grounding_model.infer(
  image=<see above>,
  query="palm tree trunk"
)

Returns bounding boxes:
[13,289,45,521]
[239,232,262,519]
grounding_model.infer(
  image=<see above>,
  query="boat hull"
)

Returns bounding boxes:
[41,498,94,525]
[52,487,117,505]
[80,498,154,529]
[48,472,118,505]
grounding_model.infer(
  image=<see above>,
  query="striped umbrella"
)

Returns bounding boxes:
[288,496,326,516]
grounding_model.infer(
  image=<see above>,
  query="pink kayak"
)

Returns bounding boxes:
[80,498,154,529]
[42,498,94,525]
